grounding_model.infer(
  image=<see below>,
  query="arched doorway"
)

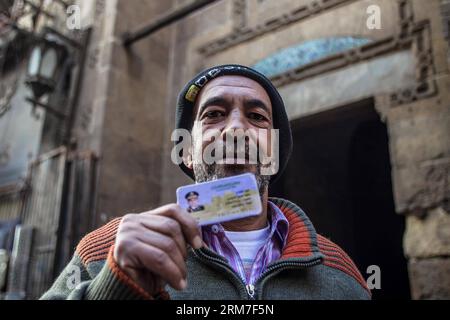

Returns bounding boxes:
[270,98,411,299]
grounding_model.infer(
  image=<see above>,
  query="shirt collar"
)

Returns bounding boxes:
[268,200,289,248]
[202,200,289,246]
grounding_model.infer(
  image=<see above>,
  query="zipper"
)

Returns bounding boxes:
[253,258,323,299]
[193,248,251,299]
[246,284,255,299]
[193,248,323,300]
[196,248,257,300]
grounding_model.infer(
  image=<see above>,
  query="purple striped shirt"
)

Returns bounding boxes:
[201,201,289,285]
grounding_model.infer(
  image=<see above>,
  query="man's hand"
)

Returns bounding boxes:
[113,204,202,296]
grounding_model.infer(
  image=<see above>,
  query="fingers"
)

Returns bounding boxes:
[134,228,187,280]
[146,204,202,249]
[134,242,187,291]
[114,204,203,294]
[139,215,188,259]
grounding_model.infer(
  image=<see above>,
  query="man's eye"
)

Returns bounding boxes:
[204,110,224,118]
[248,113,267,121]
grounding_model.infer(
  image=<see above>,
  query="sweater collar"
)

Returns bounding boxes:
[269,197,324,262]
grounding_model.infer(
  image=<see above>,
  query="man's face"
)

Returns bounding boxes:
[187,196,199,208]
[186,75,274,194]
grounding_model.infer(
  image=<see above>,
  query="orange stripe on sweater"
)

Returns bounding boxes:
[78,233,117,256]
[78,218,121,241]
[106,246,153,300]
[317,235,370,294]
[78,218,121,244]
[79,234,118,258]
[77,218,120,248]
[322,254,366,287]
[317,238,362,277]
[318,244,361,276]
[319,249,362,278]
[280,207,313,258]
[84,247,114,264]
[322,260,370,295]
[317,241,356,265]
[76,217,122,265]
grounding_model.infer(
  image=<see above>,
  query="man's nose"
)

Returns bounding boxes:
[223,109,247,133]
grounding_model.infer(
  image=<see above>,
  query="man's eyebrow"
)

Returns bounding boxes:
[195,96,272,119]
[196,96,230,118]
[244,99,271,116]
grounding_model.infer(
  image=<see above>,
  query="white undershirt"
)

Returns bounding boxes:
[224,224,271,267]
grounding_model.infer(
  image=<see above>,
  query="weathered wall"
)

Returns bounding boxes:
[73,0,175,226]
[390,0,450,300]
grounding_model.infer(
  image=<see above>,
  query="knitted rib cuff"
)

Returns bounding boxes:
[85,246,153,300]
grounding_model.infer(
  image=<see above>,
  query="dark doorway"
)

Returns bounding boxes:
[270,98,411,299]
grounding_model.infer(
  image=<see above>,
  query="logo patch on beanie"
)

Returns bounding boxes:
[185,85,200,102]
[185,68,222,103]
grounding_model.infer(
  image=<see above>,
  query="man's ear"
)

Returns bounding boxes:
[183,144,193,170]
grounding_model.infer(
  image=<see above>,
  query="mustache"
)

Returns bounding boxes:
[210,142,260,162]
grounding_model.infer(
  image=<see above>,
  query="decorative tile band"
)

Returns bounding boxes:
[251,37,372,78]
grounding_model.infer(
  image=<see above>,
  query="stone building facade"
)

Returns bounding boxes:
[0,0,449,299]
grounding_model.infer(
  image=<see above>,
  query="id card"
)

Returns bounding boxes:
[176,173,262,226]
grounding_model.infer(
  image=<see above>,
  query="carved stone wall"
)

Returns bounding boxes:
[71,0,175,226]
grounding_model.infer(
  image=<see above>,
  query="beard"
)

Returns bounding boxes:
[193,162,271,197]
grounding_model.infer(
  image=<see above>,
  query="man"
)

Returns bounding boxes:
[42,64,370,300]
[185,191,205,213]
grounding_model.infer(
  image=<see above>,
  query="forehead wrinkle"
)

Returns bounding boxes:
[200,75,267,96]
[206,83,255,89]
[200,85,260,101]
[193,76,271,118]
